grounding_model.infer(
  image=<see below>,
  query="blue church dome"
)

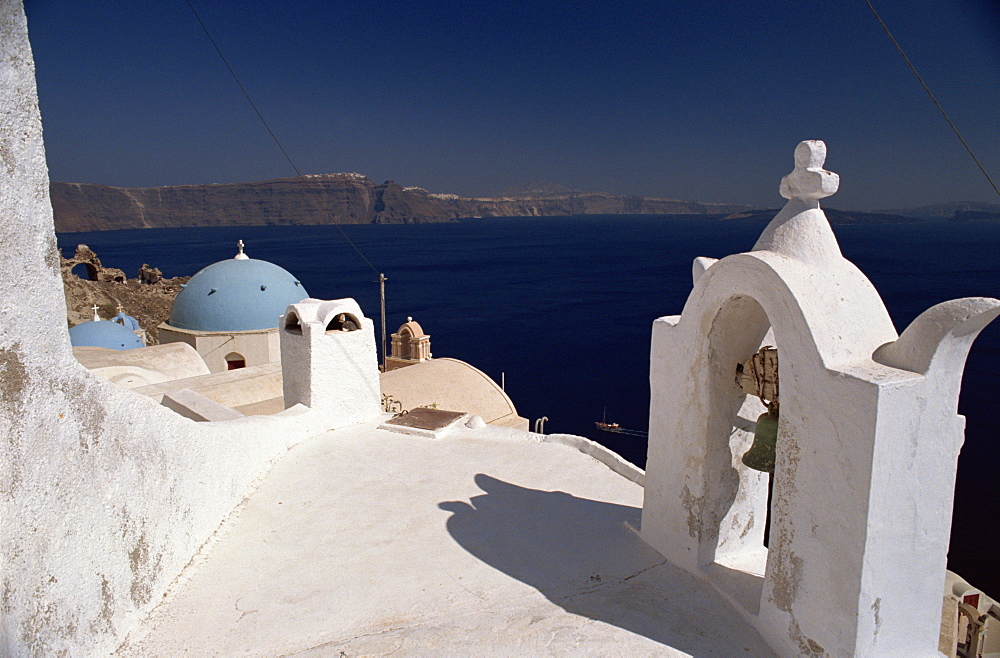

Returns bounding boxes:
[69,320,144,351]
[112,312,140,331]
[167,255,308,332]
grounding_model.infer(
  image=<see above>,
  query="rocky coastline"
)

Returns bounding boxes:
[50,175,1000,233]
[50,174,753,232]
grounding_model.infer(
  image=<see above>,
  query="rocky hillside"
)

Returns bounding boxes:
[50,174,753,232]
[62,245,187,343]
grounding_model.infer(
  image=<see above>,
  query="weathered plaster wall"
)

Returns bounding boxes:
[0,4,331,652]
[641,141,999,656]
[280,298,383,427]
[73,343,212,389]
[379,357,528,428]
[158,324,279,373]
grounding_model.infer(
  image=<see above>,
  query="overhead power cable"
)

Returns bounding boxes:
[864,0,999,198]
[183,0,383,275]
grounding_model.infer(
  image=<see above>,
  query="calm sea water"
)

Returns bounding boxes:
[57,216,1000,593]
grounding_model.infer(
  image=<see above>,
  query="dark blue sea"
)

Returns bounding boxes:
[57,216,1000,594]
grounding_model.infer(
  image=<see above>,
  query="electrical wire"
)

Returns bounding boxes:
[183,0,383,275]
[864,0,999,198]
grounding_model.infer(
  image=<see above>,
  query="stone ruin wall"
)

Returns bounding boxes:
[59,245,189,342]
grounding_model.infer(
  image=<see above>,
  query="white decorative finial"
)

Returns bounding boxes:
[407,316,413,323]
[751,140,844,263]
[91,304,100,321]
[779,140,839,201]
[234,239,249,260]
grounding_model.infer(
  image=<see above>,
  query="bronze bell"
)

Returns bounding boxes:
[742,407,778,473]
[736,346,780,474]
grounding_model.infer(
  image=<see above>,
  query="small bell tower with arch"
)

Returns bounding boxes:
[385,317,432,371]
[279,297,382,426]
[639,141,999,656]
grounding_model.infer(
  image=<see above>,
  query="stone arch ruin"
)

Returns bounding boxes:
[61,244,126,283]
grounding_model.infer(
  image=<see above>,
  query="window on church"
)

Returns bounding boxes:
[225,352,246,370]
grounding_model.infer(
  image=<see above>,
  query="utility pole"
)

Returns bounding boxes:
[379,273,387,369]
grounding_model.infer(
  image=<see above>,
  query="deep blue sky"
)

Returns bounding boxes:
[23,0,1000,210]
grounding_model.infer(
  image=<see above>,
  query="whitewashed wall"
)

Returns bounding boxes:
[0,4,332,652]
[280,298,383,426]
[641,141,1000,656]
[158,325,280,373]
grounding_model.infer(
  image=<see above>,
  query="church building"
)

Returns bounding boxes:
[158,240,308,372]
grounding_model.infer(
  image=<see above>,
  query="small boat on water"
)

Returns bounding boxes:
[595,406,621,433]
[594,407,649,437]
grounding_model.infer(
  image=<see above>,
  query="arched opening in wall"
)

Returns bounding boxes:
[284,312,302,334]
[699,294,775,616]
[326,313,359,333]
[396,327,412,359]
[71,263,98,281]
[225,352,246,370]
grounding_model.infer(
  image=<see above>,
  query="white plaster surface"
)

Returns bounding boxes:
[118,423,773,656]
[0,8,349,651]
[161,388,245,422]
[542,432,645,486]
[133,361,283,409]
[73,343,211,388]
[158,323,280,373]
[280,298,382,427]
[641,141,999,656]
[380,357,529,428]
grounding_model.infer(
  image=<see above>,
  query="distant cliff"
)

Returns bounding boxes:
[874,201,1000,221]
[721,204,1000,225]
[720,208,924,225]
[50,174,754,233]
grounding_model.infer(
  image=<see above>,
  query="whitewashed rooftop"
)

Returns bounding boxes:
[118,423,773,655]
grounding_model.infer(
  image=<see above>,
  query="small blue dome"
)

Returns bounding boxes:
[167,258,308,332]
[112,312,140,331]
[69,320,144,350]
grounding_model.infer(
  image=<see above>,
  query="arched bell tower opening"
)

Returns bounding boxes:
[325,312,360,332]
[224,352,246,370]
[698,294,776,614]
[284,312,302,334]
[396,326,413,359]
[641,141,1000,655]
